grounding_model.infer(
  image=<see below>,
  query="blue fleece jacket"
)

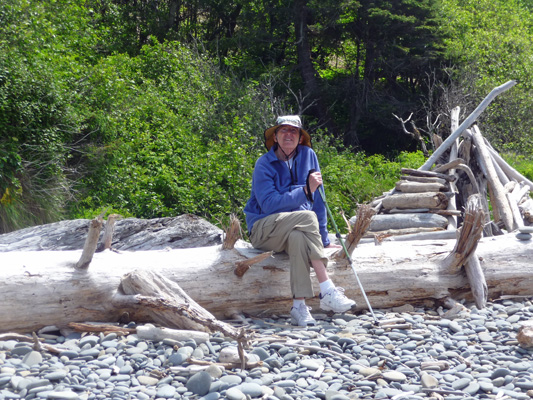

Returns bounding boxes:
[244,144,331,247]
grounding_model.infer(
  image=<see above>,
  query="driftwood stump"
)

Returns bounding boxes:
[443,194,488,308]
[119,270,248,344]
[339,204,375,259]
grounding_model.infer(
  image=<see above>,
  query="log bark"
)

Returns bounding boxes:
[1,233,532,334]
[339,204,375,258]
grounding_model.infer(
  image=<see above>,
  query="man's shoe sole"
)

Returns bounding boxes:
[291,317,316,327]
[320,302,356,313]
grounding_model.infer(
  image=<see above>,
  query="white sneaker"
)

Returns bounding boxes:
[320,287,356,313]
[290,304,316,327]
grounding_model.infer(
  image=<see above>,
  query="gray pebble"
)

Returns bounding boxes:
[186,371,213,396]
[226,386,246,400]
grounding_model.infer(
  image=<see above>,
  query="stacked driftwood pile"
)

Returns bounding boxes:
[352,80,533,243]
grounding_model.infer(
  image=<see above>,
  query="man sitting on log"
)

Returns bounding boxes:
[244,115,356,327]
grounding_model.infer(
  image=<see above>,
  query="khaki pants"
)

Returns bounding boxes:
[249,210,327,298]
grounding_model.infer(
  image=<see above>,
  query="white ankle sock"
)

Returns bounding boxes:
[319,279,335,294]
[293,299,305,308]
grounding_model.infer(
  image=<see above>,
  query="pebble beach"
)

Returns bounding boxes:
[1,299,533,400]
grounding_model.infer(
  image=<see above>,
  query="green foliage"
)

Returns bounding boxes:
[438,0,533,154]
[314,130,426,231]
[0,0,94,232]
[501,153,533,182]
[70,41,267,226]
[4,0,533,238]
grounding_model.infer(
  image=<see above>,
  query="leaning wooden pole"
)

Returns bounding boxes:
[471,125,515,232]
[75,217,103,270]
[419,80,516,171]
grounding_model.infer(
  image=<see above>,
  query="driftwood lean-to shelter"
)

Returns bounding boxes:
[0,80,532,338]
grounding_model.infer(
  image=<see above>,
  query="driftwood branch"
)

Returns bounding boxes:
[432,159,479,194]
[68,322,135,336]
[464,254,488,309]
[234,251,274,277]
[75,217,103,270]
[100,214,119,251]
[420,80,517,171]
[393,112,429,156]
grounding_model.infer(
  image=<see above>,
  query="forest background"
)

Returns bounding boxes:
[1,0,533,236]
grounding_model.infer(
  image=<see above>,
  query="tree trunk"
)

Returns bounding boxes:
[1,234,532,334]
[293,0,334,131]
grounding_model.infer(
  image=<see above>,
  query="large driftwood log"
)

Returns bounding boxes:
[0,215,223,252]
[1,233,532,333]
[381,192,451,210]
[353,213,449,232]
[395,181,448,193]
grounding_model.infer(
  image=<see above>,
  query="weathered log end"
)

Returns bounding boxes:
[119,270,214,332]
[119,270,250,346]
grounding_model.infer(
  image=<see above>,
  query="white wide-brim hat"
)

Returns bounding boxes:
[264,115,311,150]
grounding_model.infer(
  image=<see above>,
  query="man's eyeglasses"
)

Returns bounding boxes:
[278,127,300,134]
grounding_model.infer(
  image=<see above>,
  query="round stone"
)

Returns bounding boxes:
[516,232,532,241]
[168,352,188,366]
[300,359,321,371]
[156,384,176,398]
[251,347,270,361]
[44,370,68,381]
[421,373,439,388]
[137,375,158,386]
[226,387,246,400]
[451,377,471,390]
[382,371,407,382]
[237,382,263,397]
[22,351,42,367]
[186,371,212,396]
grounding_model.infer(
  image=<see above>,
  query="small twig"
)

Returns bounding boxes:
[32,332,42,352]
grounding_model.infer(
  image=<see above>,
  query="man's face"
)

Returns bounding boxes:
[274,125,301,154]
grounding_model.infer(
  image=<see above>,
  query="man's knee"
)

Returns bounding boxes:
[292,210,319,227]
